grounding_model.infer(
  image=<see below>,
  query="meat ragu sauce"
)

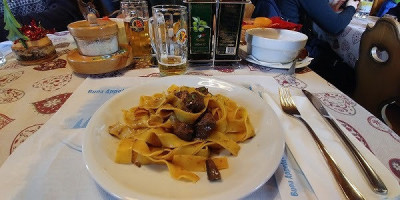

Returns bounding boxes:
[173,87,217,142]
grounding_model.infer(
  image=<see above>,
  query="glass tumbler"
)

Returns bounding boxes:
[0,51,6,67]
[149,5,188,76]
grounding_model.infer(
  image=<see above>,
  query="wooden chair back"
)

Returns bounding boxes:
[353,17,400,121]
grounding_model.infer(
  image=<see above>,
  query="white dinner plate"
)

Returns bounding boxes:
[83,76,285,200]
[239,45,313,69]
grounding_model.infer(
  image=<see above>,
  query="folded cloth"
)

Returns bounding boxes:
[256,87,400,200]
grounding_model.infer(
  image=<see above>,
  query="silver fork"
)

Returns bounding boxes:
[279,87,365,200]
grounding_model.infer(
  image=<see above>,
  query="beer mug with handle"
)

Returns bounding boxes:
[123,0,152,58]
[149,5,188,76]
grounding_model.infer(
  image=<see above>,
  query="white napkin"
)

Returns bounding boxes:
[256,87,400,200]
[274,147,318,200]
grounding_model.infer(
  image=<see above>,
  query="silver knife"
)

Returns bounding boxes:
[302,89,388,195]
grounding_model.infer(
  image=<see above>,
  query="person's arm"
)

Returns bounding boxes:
[299,0,356,34]
[251,0,282,18]
[330,0,347,12]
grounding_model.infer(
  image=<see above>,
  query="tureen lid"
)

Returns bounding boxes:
[68,14,118,38]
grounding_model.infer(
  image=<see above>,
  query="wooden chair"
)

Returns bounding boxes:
[383,101,400,135]
[353,17,400,134]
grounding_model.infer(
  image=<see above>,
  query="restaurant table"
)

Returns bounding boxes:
[0,31,400,200]
[320,16,379,68]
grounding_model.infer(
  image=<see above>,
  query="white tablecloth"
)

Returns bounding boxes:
[0,31,400,199]
[0,75,399,200]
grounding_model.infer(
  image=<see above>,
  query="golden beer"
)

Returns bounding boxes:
[124,18,151,58]
[158,56,187,76]
[151,5,188,76]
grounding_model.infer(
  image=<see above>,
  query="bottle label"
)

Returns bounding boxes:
[176,29,188,45]
[189,3,213,55]
[216,4,243,56]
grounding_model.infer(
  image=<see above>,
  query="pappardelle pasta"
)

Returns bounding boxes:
[108,85,255,182]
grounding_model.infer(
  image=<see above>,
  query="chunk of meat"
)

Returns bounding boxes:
[183,92,205,113]
[173,121,194,141]
[195,86,209,95]
[195,112,216,139]
[206,159,221,181]
[175,90,189,99]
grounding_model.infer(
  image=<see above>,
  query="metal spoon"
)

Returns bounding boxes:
[288,58,298,75]
[288,48,308,75]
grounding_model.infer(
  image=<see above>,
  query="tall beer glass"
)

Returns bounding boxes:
[150,5,188,76]
[123,0,152,58]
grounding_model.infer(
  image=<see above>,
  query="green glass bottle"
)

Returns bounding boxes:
[188,1,215,61]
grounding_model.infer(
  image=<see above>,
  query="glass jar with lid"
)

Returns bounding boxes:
[68,14,119,56]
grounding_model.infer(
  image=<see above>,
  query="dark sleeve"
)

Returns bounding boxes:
[299,0,356,34]
[387,3,400,19]
[251,0,282,18]
[93,0,121,17]
[17,0,83,31]
[0,0,83,41]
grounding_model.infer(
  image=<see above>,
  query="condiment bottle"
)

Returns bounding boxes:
[187,0,215,61]
[215,0,245,61]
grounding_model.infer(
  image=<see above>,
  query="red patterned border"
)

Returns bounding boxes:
[367,116,400,143]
